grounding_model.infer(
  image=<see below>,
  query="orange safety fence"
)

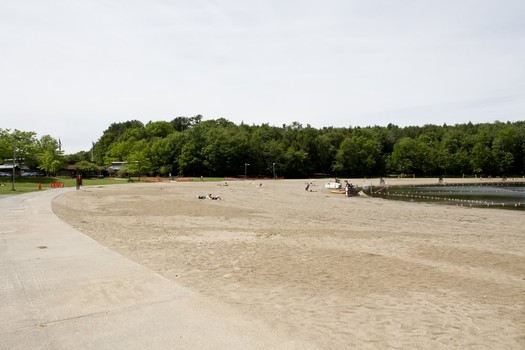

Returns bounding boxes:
[49,182,65,188]
[140,176,166,183]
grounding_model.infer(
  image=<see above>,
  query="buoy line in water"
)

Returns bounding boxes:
[382,191,523,209]
[370,181,525,210]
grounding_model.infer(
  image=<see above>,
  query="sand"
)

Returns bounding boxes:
[52,178,525,349]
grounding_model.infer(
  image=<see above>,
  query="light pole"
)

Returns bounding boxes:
[11,135,20,191]
[273,162,276,180]
[245,163,250,179]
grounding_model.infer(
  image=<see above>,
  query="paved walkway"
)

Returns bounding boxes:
[0,189,309,349]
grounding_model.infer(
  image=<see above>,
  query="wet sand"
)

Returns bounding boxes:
[52,178,525,349]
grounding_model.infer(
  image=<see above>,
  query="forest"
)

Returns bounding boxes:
[1,116,524,179]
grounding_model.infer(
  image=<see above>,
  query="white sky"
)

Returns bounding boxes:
[1,0,524,153]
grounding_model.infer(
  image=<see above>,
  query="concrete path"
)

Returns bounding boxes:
[0,189,309,350]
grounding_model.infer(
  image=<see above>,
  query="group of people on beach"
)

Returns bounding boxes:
[197,194,221,200]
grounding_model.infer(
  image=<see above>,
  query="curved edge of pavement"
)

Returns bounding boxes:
[0,189,317,350]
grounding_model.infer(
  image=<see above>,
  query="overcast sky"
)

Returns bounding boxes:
[1,0,524,153]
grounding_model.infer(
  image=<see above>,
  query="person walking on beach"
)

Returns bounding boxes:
[76,174,82,190]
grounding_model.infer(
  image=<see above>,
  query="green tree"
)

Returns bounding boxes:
[164,131,186,175]
[178,139,204,176]
[470,142,493,175]
[0,129,11,161]
[492,125,520,175]
[70,118,525,179]
[333,135,381,177]
[170,115,202,132]
[37,135,64,176]
[126,139,153,175]
[262,139,286,178]
[148,137,173,175]
[75,160,99,175]
[11,131,39,169]
[95,120,144,164]
[104,140,133,164]
[64,151,92,164]
[145,121,174,139]
[415,134,434,175]
[387,137,421,175]
[203,124,251,176]
[283,147,312,178]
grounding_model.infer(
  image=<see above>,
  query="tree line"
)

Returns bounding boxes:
[2,117,524,178]
[0,129,64,176]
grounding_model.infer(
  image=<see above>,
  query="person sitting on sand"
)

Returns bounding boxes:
[305,182,316,192]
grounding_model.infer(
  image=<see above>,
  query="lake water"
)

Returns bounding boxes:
[376,183,525,210]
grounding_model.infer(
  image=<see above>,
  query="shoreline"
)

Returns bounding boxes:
[168,176,525,186]
[325,176,525,186]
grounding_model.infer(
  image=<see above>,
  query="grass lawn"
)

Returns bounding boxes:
[0,177,138,195]
[190,177,227,182]
[0,176,230,195]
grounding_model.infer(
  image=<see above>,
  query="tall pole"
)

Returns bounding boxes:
[245,163,250,179]
[11,136,17,191]
[273,162,276,180]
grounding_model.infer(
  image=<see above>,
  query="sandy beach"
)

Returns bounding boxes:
[52,178,525,349]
